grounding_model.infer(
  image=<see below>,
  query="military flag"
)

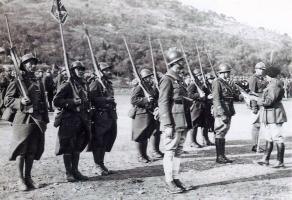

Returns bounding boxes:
[51,0,68,24]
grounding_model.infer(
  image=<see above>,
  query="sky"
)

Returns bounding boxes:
[179,0,292,37]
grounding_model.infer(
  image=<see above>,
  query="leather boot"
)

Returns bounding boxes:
[63,154,75,182]
[72,153,88,181]
[165,180,184,194]
[93,149,109,175]
[256,141,273,166]
[203,128,214,146]
[24,155,39,189]
[150,133,164,159]
[221,139,233,163]
[136,142,149,163]
[17,156,28,191]
[173,179,193,191]
[190,128,203,148]
[215,138,227,164]
[273,143,285,168]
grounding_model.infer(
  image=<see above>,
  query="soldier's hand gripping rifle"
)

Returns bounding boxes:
[4,14,33,113]
[148,36,159,90]
[123,37,152,100]
[83,23,107,91]
[178,41,205,97]
[51,0,80,110]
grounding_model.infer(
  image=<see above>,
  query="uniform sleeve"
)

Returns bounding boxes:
[249,76,258,111]
[212,79,224,116]
[4,81,22,110]
[259,85,283,107]
[130,85,150,108]
[158,77,173,128]
[53,82,76,109]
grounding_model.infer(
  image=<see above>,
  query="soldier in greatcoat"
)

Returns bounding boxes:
[4,53,49,191]
[187,69,215,148]
[249,62,268,152]
[159,48,192,194]
[53,61,90,182]
[212,64,242,164]
[0,67,9,117]
[88,62,117,175]
[253,67,287,168]
[131,68,160,163]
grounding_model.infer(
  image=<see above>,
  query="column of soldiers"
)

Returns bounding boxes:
[0,45,288,194]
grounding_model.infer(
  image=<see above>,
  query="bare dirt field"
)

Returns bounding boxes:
[0,95,291,200]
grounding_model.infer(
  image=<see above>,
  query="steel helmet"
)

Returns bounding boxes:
[193,68,201,76]
[20,53,38,70]
[166,47,184,66]
[217,63,231,73]
[70,61,85,70]
[255,62,266,70]
[99,62,111,71]
[140,68,153,79]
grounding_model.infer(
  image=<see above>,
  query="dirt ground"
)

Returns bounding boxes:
[0,95,291,200]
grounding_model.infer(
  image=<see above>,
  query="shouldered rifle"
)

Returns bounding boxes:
[178,41,205,97]
[204,47,218,78]
[148,36,159,90]
[195,43,210,92]
[83,23,107,91]
[4,14,30,101]
[52,0,80,110]
[123,37,151,99]
[158,39,169,71]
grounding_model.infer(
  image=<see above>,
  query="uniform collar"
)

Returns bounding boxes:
[166,69,182,81]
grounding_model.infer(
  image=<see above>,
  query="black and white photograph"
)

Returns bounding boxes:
[0,0,291,199]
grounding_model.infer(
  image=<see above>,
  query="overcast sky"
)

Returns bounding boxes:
[180,0,292,37]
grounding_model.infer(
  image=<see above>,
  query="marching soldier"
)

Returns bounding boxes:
[254,67,287,168]
[88,62,117,175]
[55,67,68,91]
[212,64,242,164]
[53,61,90,182]
[131,68,160,163]
[249,62,267,152]
[4,53,49,191]
[159,48,192,194]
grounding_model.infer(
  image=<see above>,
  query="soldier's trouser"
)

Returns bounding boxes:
[251,122,261,145]
[262,123,285,143]
[214,116,231,139]
[163,129,187,182]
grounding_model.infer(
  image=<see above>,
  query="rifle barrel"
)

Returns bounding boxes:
[158,39,169,70]
[148,36,159,90]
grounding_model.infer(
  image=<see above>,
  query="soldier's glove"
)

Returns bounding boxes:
[21,97,31,106]
[73,98,82,105]
[164,127,174,139]
[106,96,115,103]
[207,94,213,100]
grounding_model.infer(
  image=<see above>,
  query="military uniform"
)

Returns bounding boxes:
[44,71,56,112]
[159,62,192,193]
[88,76,117,174]
[0,72,9,117]
[255,67,287,168]
[4,53,49,191]
[249,71,267,152]
[53,61,90,181]
[212,64,241,164]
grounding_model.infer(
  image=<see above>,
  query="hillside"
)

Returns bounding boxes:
[0,0,291,76]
